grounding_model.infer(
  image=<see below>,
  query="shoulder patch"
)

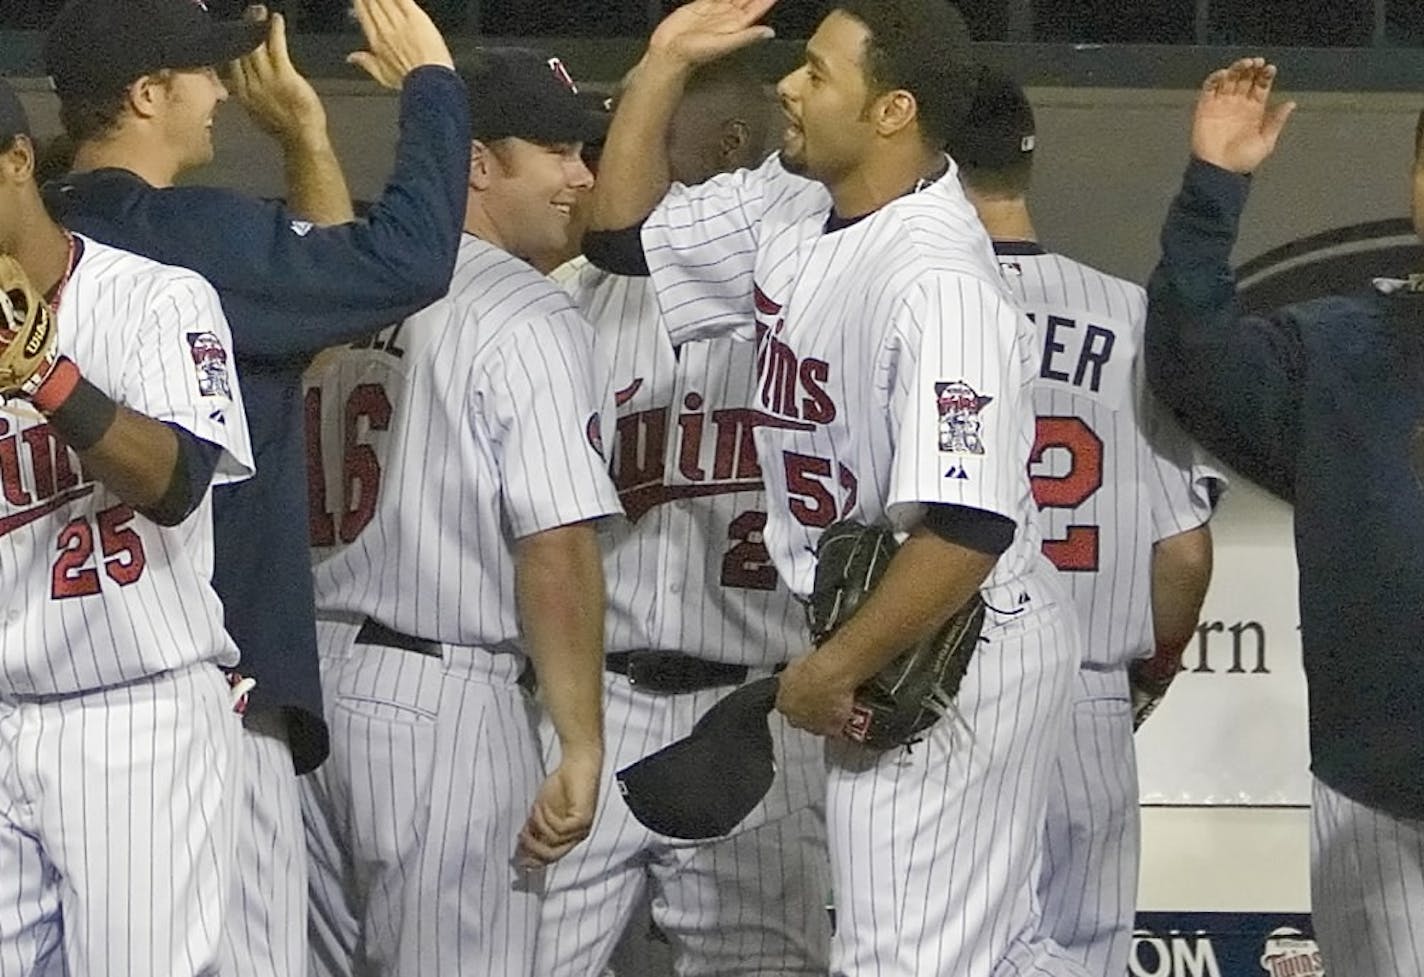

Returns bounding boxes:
[935,380,993,454]
[187,331,232,399]
[586,412,605,460]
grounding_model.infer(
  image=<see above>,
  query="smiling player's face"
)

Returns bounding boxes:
[775,10,881,186]
[482,137,595,262]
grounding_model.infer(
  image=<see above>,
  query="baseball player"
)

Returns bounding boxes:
[1145,58,1424,976]
[40,0,469,973]
[535,61,832,977]
[953,68,1219,977]
[584,1,1094,974]
[299,48,622,977]
[0,79,254,976]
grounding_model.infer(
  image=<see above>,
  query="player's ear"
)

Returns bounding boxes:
[0,134,35,186]
[469,140,494,191]
[873,89,918,139]
[125,72,169,122]
[719,118,751,169]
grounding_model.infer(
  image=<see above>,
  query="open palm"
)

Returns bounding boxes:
[648,0,779,66]
[1192,58,1297,175]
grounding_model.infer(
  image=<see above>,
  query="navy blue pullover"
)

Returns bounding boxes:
[45,66,471,773]
[1146,158,1424,820]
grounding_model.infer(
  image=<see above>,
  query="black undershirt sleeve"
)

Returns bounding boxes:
[583,223,651,277]
[921,503,1016,556]
[140,423,224,527]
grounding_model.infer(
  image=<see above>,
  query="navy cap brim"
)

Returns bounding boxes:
[179,19,268,70]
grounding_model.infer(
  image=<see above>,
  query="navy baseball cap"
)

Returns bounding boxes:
[951,66,1036,169]
[615,677,779,841]
[44,0,266,100]
[0,80,30,143]
[459,48,609,146]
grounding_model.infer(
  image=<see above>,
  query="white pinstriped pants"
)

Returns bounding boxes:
[534,673,831,977]
[0,663,242,977]
[1311,777,1424,977]
[302,620,542,977]
[825,581,1094,977]
[1036,665,1139,977]
[221,714,308,977]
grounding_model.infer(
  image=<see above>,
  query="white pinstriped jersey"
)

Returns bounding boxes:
[642,155,1045,600]
[1002,246,1217,667]
[0,235,253,695]
[558,260,805,665]
[307,235,623,651]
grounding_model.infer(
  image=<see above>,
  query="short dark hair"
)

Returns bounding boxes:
[952,65,1036,198]
[57,83,132,145]
[833,0,977,149]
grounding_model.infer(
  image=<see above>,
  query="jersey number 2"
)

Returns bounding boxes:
[1029,416,1103,572]
[721,510,777,591]
[306,384,393,547]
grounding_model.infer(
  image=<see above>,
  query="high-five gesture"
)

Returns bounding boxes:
[347,0,454,89]
[230,7,328,144]
[1192,58,1296,175]
[648,0,778,67]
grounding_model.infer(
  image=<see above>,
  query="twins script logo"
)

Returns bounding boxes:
[1258,928,1325,977]
[935,380,993,454]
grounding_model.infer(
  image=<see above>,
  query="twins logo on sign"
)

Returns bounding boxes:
[935,380,993,454]
[1258,928,1325,977]
[187,331,231,399]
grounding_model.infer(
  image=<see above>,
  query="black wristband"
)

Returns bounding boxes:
[45,376,118,451]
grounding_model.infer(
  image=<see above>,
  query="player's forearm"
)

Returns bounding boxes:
[813,526,996,687]
[1145,524,1213,678]
[281,129,357,226]
[588,50,691,232]
[515,522,607,761]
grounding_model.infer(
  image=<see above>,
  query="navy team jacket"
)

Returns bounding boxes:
[45,66,471,773]
[1146,158,1424,820]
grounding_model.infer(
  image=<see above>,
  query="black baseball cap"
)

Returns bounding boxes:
[459,48,609,146]
[950,66,1036,170]
[615,677,779,840]
[44,0,266,100]
[0,79,30,143]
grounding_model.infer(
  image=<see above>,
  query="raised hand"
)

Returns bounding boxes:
[1192,58,1297,175]
[347,0,454,90]
[647,0,778,67]
[229,8,328,145]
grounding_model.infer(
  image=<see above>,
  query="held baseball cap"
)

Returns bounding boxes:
[615,677,780,840]
[0,79,31,143]
[459,48,609,146]
[44,0,266,100]
[950,65,1036,169]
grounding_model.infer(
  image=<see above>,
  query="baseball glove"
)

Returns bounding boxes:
[0,255,61,401]
[807,520,987,750]
[1128,657,1176,730]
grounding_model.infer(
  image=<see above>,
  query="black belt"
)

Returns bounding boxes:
[606,651,771,694]
[354,618,536,694]
[355,618,441,657]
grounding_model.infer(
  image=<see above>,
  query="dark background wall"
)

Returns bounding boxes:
[10,77,1419,286]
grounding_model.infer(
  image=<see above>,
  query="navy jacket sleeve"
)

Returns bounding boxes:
[1144,158,1307,501]
[54,67,469,359]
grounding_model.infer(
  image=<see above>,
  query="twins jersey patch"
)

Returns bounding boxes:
[935,380,994,455]
[586,412,605,460]
[187,330,231,399]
